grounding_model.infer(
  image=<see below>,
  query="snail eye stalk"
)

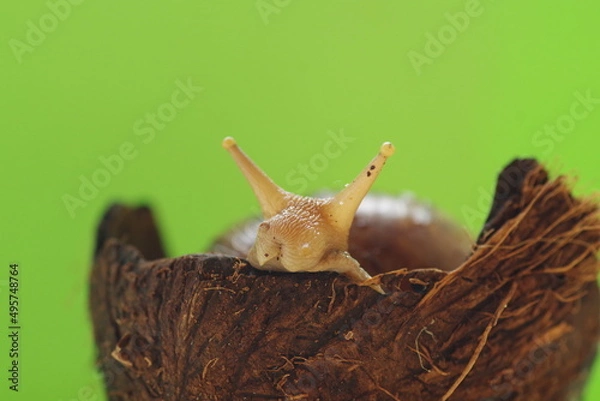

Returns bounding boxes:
[223,137,394,294]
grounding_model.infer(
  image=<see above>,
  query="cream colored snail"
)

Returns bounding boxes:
[222,137,395,293]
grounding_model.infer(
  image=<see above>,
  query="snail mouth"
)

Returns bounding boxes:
[250,248,277,267]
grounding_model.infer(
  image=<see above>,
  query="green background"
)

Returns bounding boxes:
[1,0,598,399]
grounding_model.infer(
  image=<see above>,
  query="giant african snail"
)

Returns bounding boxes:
[221,137,395,293]
[217,137,473,294]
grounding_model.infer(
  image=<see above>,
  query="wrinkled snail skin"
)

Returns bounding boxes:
[221,137,396,293]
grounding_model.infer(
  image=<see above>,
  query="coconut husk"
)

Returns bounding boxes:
[89,159,599,400]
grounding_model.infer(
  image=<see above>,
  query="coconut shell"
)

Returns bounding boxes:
[89,159,599,400]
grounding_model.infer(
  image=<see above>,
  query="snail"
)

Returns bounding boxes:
[217,137,473,294]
